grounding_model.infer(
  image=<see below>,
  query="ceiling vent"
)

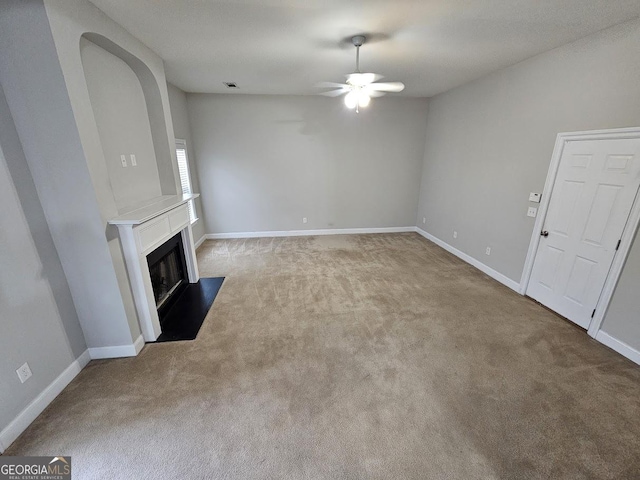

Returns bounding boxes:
[223,82,238,89]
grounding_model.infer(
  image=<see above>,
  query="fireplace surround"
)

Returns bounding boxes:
[109,194,200,341]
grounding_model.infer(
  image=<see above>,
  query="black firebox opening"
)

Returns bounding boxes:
[147,232,188,323]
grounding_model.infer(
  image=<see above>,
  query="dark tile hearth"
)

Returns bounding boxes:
[156,277,224,342]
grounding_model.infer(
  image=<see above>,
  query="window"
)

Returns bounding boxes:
[175,139,197,223]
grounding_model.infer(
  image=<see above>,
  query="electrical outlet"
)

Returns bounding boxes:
[120,154,127,167]
[130,154,137,166]
[302,217,308,224]
[453,231,458,239]
[527,207,538,218]
[16,362,32,384]
[422,217,426,224]
[486,247,491,256]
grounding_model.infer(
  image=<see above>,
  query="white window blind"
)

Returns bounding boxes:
[175,140,196,223]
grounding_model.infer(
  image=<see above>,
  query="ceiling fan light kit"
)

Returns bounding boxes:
[320,35,405,113]
[344,88,371,109]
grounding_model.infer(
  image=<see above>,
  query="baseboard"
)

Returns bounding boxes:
[595,331,640,366]
[415,227,521,293]
[205,226,416,240]
[88,335,145,360]
[195,235,206,249]
[0,349,91,453]
[133,334,145,354]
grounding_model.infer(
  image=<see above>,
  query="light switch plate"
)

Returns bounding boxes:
[130,154,137,166]
[527,207,538,218]
[529,192,541,203]
[120,154,127,167]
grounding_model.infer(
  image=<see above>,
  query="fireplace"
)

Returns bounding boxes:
[109,195,200,342]
[147,232,188,321]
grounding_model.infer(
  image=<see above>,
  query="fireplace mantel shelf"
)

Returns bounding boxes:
[108,194,200,226]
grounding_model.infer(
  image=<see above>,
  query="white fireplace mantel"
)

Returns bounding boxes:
[109,194,200,342]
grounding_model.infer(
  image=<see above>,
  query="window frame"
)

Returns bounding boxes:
[175,138,198,224]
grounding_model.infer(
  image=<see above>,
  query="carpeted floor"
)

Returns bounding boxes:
[5,233,640,479]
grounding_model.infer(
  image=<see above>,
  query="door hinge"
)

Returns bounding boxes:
[615,239,621,251]
[591,309,596,318]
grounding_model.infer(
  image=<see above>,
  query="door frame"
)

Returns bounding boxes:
[519,127,640,338]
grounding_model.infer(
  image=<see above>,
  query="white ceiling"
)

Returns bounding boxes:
[89,0,640,97]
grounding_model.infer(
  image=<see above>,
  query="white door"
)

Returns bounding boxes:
[527,137,640,328]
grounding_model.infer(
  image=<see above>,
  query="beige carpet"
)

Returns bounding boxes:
[5,233,640,479]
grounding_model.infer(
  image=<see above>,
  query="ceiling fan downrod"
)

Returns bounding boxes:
[352,35,365,73]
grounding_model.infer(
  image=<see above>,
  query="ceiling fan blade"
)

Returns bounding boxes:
[368,90,386,98]
[367,82,405,93]
[318,88,348,97]
[315,81,349,89]
[346,72,383,86]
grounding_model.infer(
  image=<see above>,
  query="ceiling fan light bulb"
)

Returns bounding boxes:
[358,93,371,108]
[344,91,358,109]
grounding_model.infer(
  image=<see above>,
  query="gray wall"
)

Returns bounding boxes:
[0,85,85,442]
[187,94,429,234]
[0,0,138,349]
[167,83,206,242]
[41,0,183,345]
[81,38,162,211]
[0,0,184,446]
[605,226,640,349]
[415,18,640,349]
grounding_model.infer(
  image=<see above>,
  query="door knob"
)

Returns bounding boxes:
[541,230,549,237]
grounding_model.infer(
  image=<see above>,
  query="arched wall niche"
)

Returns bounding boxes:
[80,32,177,211]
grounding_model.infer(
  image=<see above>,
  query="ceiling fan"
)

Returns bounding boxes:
[319,35,405,113]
